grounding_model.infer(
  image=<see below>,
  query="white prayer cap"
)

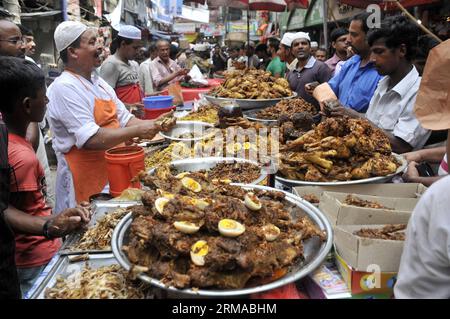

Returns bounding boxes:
[54,21,87,52]
[311,41,319,48]
[118,25,141,40]
[280,32,296,47]
[293,32,311,42]
[193,43,207,52]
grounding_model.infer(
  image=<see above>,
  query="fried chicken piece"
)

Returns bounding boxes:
[301,194,320,204]
[304,164,327,182]
[304,151,336,170]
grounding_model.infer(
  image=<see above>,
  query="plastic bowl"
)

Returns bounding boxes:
[144,106,175,120]
[143,96,174,109]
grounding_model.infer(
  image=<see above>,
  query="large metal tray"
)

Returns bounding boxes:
[159,121,216,142]
[30,253,117,299]
[59,201,141,255]
[112,184,333,297]
[204,92,298,110]
[146,157,268,185]
[275,153,407,187]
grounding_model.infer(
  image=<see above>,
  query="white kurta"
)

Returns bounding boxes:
[47,71,133,213]
[395,176,450,298]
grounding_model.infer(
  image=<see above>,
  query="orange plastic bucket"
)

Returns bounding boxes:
[104,146,145,197]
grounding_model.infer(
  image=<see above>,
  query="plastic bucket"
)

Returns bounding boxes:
[143,96,174,109]
[104,146,145,197]
[144,105,175,120]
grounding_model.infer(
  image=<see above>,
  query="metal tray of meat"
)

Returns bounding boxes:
[243,109,321,125]
[30,253,118,299]
[204,92,298,110]
[146,157,268,185]
[275,153,408,187]
[59,201,141,255]
[159,121,216,143]
[111,184,333,297]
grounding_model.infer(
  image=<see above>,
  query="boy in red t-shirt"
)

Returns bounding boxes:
[0,56,91,296]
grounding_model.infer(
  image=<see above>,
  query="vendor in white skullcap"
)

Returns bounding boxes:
[278,32,298,72]
[47,21,174,213]
[310,40,319,56]
[99,24,145,108]
[185,43,211,75]
[287,31,332,109]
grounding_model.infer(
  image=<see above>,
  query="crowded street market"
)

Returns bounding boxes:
[0,0,450,303]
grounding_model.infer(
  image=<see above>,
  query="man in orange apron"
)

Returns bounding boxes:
[47,21,173,212]
[100,25,144,116]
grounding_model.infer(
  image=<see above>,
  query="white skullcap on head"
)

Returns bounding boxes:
[310,41,319,48]
[54,21,87,52]
[118,25,141,40]
[193,43,207,52]
[280,32,295,47]
[293,32,311,42]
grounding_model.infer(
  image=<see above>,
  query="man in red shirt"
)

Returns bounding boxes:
[0,56,91,296]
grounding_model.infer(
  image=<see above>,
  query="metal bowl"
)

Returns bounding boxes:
[204,92,298,110]
[244,109,321,126]
[147,157,268,185]
[276,153,407,187]
[159,121,216,142]
[112,184,333,297]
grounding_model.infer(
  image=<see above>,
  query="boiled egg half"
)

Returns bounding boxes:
[190,240,209,266]
[218,219,245,237]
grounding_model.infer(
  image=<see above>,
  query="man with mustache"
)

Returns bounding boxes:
[46,21,174,213]
[286,32,332,109]
[327,12,383,113]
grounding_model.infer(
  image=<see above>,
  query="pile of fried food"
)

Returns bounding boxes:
[145,142,192,169]
[142,161,261,185]
[45,265,148,299]
[354,224,407,241]
[256,98,318,120]
[205,161,262,184]
[70,208,129,251]
[209,69,293,99]
[279,117,401,182]
[123,170,326,290]
[179,104,219,124]
[344,195,391,210]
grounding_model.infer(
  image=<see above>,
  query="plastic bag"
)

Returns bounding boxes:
[188,65,208,86]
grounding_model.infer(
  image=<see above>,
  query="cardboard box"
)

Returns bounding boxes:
[335,249,397,296]
[334,224,405,272]
[293,183,427,204]
[318,192,417,226]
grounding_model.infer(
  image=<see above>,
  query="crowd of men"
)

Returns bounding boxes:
[0,12,450,299]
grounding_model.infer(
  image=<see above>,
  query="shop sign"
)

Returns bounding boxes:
[174,23,197,33]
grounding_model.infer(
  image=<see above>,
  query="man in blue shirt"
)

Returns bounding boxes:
[327,12,382,113]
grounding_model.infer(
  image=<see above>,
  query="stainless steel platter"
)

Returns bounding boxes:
[59,201,141,255]
[243,110,278,125]
[275,153,407,187]
[30,253,117,299]
[112,184,333,297]
[204,92,298,110]
[146,157,268,185]
[159,121,216,142]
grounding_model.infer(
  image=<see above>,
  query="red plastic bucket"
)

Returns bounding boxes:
[144,105,176,120]
[104,146,145,197]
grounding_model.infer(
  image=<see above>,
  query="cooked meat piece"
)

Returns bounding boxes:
[354,224,406,241]
[344,195,391,209]
[302,194,320,204]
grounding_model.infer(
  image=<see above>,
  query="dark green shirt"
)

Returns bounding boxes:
[266,56,286,77]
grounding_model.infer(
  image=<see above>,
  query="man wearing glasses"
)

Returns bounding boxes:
[0,20,26,58]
